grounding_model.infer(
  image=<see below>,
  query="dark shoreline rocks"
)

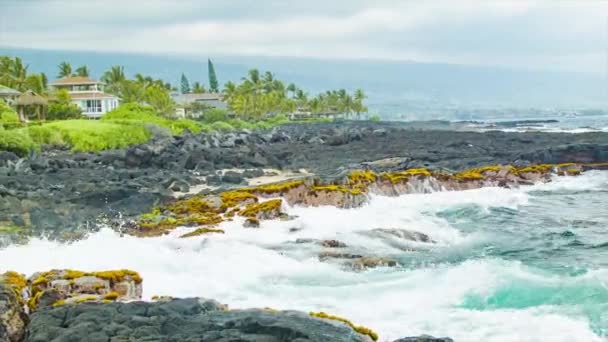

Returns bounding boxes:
[1,121,607,238]
[25,299,376,342]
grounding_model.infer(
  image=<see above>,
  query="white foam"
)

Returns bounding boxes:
[1,175,606,341]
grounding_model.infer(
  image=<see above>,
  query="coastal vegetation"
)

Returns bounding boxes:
[0,55,369,155]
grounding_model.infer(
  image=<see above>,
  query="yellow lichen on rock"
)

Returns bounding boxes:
[166,195,213,215]
[51,299,66,307]
[91,270,143,284]
[243,180,305,194]
[103,292,119,300]
[348,170,377,185]
[179,228,225,238]
[239,199,283,219]
[220,191,258,208]
[309,311,379,341]
[75,296,98,304]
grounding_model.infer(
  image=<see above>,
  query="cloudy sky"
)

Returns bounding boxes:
[1,0,607,73]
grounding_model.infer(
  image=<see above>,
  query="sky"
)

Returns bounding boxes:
[0,0,607,73]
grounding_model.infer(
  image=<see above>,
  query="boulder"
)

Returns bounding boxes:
[349,257,398,270]
[25,298,372,342]
[27,269,143,311]
[0,272,28,342]
[393,336,454,342]
[371,229,434,243]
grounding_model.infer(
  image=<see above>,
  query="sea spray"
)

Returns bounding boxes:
[1,172,607,341]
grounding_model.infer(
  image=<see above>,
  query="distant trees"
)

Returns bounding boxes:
[191,82,205,93]
[180,73,190,94]
[47,89,82,120]
[222,68,368,120]
[0,56,48,94]
[99,66,176,117]
[208,59,219,93]
[57,62,72,78]
[74,65,89,77]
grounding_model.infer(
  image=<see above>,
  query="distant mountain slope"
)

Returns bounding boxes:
[1,47,606,118]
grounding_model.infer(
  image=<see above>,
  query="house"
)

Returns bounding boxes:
[0,85,21,105]
[50,76,119,118]
[171,92,226,118]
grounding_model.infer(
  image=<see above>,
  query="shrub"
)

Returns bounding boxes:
[369,115,381,122]
[1,111,19,124]
[202,108,228,123]
[226,119,255,130]
[104,103,202,135]
[102,103,158,120]
[23,120,152,152]
[26,125,65,146]
[170,119,203,134]
[0,129,35,156]
[47,103,83,120]
[265,114,290,125]
[210,121,235,132]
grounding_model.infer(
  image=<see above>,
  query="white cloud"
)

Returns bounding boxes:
[1,0,607,72]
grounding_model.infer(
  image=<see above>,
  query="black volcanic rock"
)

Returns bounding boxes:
[25,298,372,342]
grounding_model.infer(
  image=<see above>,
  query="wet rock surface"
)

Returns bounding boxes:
[0,272,27,342]
[25,298,373,342]
[392,336,454,342]
[0,121,607,238]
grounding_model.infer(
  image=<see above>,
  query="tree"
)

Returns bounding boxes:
[222,81,238,109]
[47,89,82,120]
[191,82,205,93]
[180,73,191,94]
[208,59,219,92]
[143,85,175,117]
[353,88,367,120]
[75,65,89,77]
[57,61,72,78]
[101,65,126,94]
[286,83,296,98]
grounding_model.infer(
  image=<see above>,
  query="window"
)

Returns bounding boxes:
[86,100,102,113]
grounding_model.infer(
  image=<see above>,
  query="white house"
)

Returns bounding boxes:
[50,76,119,118]
[171,92,226,118]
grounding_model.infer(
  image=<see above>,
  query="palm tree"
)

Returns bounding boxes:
[57,61,72,78]
[101,65,126,94]
[353,89,367,120]
[222,81,237,102]
[10,57,29,91]
[74,65,89,77]
[191,82,205,93]
[286,83,297,98]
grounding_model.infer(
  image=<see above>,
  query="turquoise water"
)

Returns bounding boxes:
[1,171,607,341]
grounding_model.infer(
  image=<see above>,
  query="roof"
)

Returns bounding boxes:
[172,92,223,104]
[69,92,118,100]
[0,85,21,96]
[15,90,48,106]
[50,76,104,86]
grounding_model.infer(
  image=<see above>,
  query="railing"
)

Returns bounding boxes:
[85,107,102,113]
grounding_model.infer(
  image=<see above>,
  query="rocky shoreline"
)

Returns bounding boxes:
[1,121,608,341]
[0,269,452,342]
[1,121,607,241]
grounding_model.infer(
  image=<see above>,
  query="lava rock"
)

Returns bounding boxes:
[25,298,371,342]
[393,335,454,342]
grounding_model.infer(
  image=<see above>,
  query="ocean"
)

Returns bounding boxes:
[1,171,607,341]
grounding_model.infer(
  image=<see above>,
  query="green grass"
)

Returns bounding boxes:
[0,128,36,156]
[102,103,204,134]
[0,105,336,155]
[22,120,152,152]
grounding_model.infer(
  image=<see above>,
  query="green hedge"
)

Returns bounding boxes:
[0,129,35,157]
